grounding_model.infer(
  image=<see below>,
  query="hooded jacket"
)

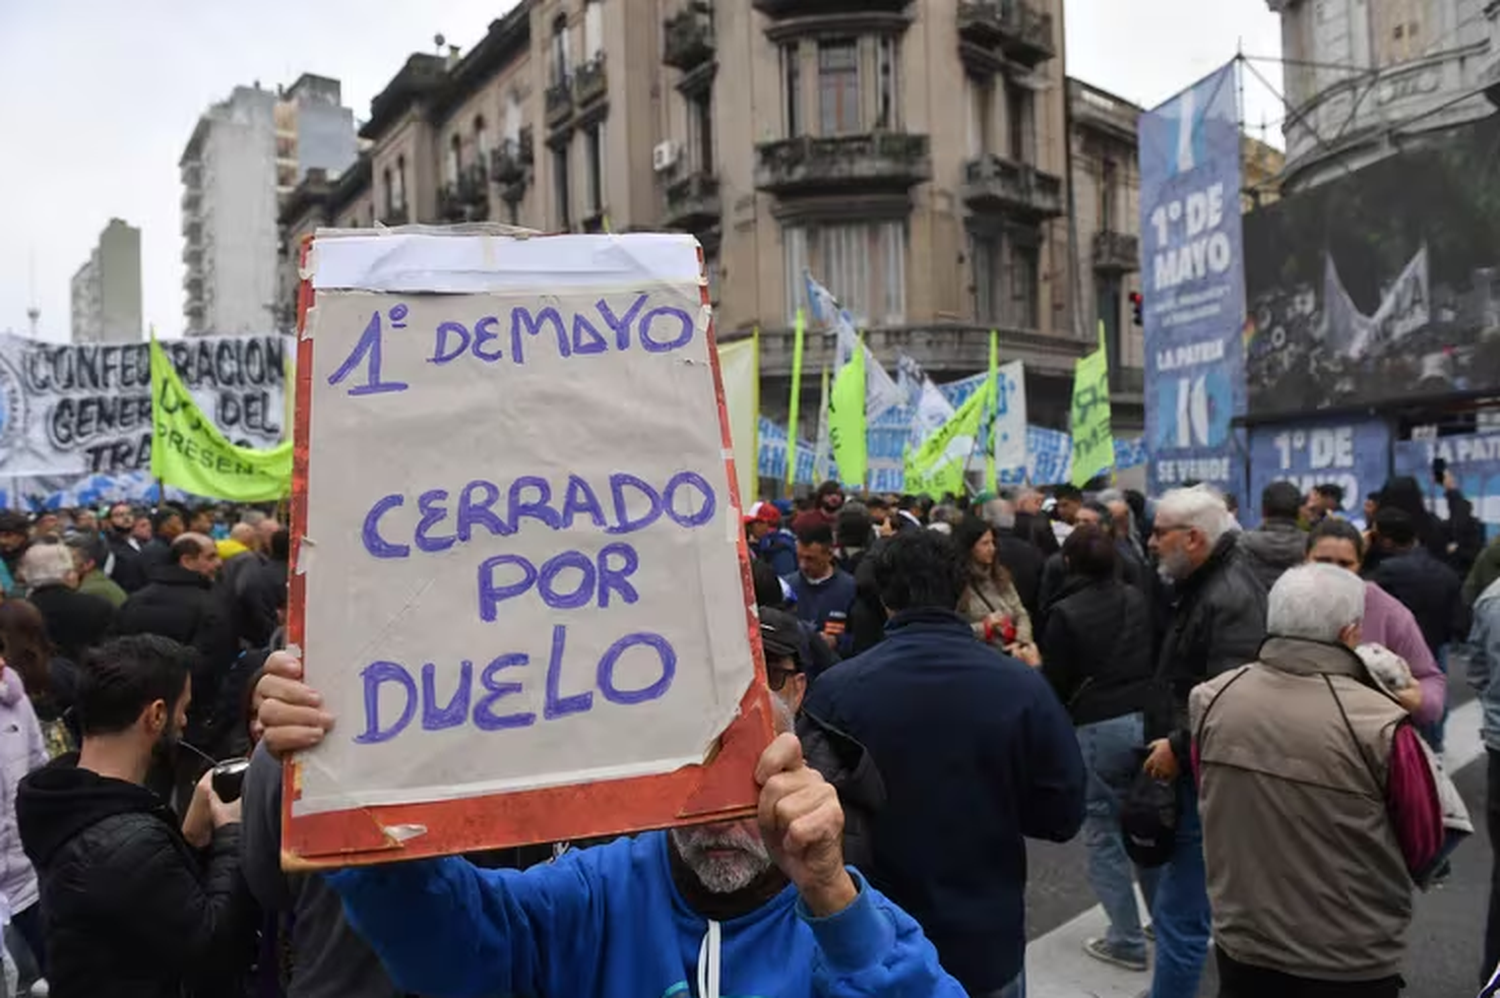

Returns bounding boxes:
[1237,519,1307,591]
[16,756,254,998]
[0,667,47,915]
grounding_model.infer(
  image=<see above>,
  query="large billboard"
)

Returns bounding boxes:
[1140,63,1248,501]
[1244,116,1500,416]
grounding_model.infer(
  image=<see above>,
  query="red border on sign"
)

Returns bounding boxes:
[282,233,774,869]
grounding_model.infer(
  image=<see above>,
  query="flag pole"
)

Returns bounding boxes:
[784,308,806,498]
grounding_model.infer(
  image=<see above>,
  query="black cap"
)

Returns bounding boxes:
[757,607,804,670]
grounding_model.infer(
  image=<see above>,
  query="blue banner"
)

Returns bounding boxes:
[1140,63,1247,505]
[1248,417,1391,528]
[1393,430,1500,541]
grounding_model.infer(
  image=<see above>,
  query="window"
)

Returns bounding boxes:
[394,156,407,210]
[783,44,802,137]
[584,0,604,59]
[818,40,860,135]
[551,15,570,86]
[585,123,605,215]
[689,92,713,173]
[447,134,462,185]
[784,222,906,326]
[553,142,572,230]
[475,116,490,167]
[1100,158,1118,232]
[1097,278,1122,376]
[1010,242,1039,329]
[968,78,995,158]
[877,36,898,129]
[1007,83,1032,164]
[973,234,1000,321]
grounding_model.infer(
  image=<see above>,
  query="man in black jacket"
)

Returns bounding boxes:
[104,502,149,593]
[1143,486,1268,998]
[16,635,252,998]
[1238,481,1308,591]
[21,543,116,664]
[804,530,1085,998]
[118,534,238,758]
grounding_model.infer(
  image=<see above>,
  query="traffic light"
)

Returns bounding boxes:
[1130,291,1143,326]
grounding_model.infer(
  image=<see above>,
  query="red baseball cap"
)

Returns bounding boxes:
[743,501,781,526]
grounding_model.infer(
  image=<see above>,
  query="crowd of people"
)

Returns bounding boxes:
[0,473,1494,997]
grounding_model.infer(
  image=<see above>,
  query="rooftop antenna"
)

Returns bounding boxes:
[25,249,39,339]
[434,33,446,54]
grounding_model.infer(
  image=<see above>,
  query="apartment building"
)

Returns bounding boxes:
[279,0,1103,428]
[70,218,142,344]
[1266,0,1495,191]
[183,75,357,335]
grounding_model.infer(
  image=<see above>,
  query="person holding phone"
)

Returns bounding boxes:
[785,524,857,658]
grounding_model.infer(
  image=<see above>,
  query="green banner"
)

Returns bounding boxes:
[1069,322,1114,487]
[150,339,293,501]
[784,312,805,497]
[827,338,867,487]
[904,377,990,499]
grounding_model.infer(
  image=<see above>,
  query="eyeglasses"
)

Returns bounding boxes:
[767,667,799,691]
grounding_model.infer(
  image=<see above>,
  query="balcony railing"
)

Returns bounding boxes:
[955,0,1055,65]
[438,164,491,223]
[755,131,931,195]
[962,155,1064,219]
[491,127,535,204]
[1091,230,1140,274]
[545,79,572,128]
[664,171,722,232]
[751,0,912,17]
[574,57,608,107]
[663,4,715,72]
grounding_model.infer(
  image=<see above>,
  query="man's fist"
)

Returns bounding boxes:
[755,733,856,917]
[255,650,335,759]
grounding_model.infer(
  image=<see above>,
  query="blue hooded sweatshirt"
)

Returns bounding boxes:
[326,831,964,998]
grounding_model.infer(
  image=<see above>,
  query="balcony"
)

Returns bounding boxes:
[664,171,722,233]
[437,164,491,223]
[664,4,715,72]
[962,155,1064,220]
[751,0,911,17]
[573,57,608,108]
[491,127,534,203]
[956,0,1056,66]
[545,80,572,129]
[755,132,931,196]
[1092,230,1140,274]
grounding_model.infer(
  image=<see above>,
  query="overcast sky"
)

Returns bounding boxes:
[0,0,1283,343]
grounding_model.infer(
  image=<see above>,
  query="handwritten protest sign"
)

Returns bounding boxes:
[285,231,773,866]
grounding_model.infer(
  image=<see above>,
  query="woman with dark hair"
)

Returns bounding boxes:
[0,599,78,756]
[1038,524,1159,973]
[953,516,1037,665]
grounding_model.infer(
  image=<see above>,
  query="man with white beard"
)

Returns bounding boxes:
[252,609,963,998]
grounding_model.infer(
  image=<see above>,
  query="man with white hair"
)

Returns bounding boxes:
[1192,564,1441,996]
[21,542,116,665]
[1142,485,1268,998]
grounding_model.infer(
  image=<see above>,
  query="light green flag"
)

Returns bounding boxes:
[150,338,293,501]
[827,337,867,488]
[1069,321,1114,487]
[784,311,805,497]
[904,377,991,499]
[984,328,999,489]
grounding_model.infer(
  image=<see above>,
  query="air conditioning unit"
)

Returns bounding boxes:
[652,141,679,173]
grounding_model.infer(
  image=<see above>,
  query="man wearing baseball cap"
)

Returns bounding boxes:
[746,502,798,577]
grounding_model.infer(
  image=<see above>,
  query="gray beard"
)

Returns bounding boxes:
[669,825,773,894]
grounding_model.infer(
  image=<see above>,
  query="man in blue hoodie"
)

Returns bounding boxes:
[804,529,1087,998]
[254,651,965,998]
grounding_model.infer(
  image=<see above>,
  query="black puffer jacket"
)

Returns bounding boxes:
[1237,519,1307,591]
[16,755,255,998]
[117,566,238,742]
[1369,546,1469,656]
[1039,576,1154,726]
[1154,534,1268,766]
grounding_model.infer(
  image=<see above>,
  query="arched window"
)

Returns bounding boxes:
[395,155,407,209]
[447,134,462,185]
[474,115,490,168]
